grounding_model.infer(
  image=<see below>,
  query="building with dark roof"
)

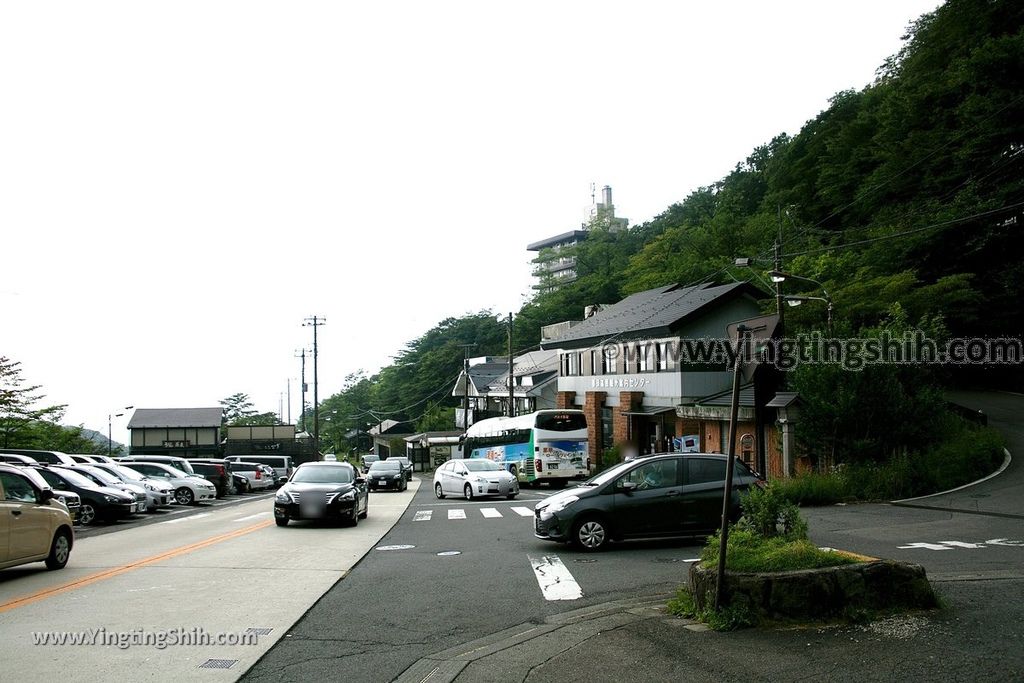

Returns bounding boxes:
[540,281,773,467]
[127,407,223,458]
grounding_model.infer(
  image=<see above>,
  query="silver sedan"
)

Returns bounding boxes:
[433,459,519,500]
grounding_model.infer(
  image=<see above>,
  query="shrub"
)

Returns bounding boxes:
[700,529,857,573]
[736,483,807,539]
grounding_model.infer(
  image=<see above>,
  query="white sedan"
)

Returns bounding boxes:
[118,462,217,505]
[434,459,519,500]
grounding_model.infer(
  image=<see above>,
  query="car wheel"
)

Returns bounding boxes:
[435,483,445,499]
[349,506,359,527]
[572,516,609,552]
[507,492,517,500]
[275,517,288,527]
[45,529,72,570]
[509,465,518,479]
[464,484,474,501]
[175,487,195,506]
[79,503,97,526]
[359,499,368,519]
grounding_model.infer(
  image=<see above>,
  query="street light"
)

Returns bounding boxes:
[783,295,834,334]
[108,406,134,457]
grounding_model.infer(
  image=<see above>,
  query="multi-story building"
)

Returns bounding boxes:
[527,185,628,291]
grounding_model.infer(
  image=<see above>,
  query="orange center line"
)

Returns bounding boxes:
[0,519,274,614]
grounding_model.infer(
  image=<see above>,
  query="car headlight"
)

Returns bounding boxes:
[275,491,290,503]
[145,483,156,491]
[340,490,356,501]
[57,495,67,506]
[104,495,119,503]
[538,495,578,520]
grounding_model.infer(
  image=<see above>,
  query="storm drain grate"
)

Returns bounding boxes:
[199,659,238,670]
[246,627,274,636]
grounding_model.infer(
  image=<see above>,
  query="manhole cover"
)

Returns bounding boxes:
[437,551,461,556]
[376,544,415,551]
[199,659,237,670]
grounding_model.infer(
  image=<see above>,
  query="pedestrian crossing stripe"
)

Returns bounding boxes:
[448,509,466,520]
[413,510,432,522]
[480,508,501,518]
[413,507,535,520]
[510,507,533,517]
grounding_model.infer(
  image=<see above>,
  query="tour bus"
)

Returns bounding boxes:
[462,410,589,486]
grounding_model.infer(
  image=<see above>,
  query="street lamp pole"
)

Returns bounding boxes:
[108,406,134,457]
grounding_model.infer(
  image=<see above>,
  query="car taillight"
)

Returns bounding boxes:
[535,459,542,472]
[255,470,262,479]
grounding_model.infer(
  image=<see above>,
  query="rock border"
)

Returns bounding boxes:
[690,559,938,620]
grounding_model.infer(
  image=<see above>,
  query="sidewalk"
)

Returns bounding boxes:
[395,577,1024,683]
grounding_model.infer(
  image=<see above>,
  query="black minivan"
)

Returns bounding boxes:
[533,453,764,551]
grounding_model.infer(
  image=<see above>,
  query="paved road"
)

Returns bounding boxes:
[242,480,707,682]
[0,481,419,682]
[902,390,1024,518]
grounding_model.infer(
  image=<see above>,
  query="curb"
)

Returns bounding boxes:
[392,595,673,683]
[891,447,1012,504]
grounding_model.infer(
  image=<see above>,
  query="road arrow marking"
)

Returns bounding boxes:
[898,542,954,550]
[939,541,987,549]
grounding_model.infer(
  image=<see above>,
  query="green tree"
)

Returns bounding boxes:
[219,393,257,424]
[0,356,65,448]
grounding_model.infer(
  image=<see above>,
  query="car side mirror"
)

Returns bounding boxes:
[620,481,638,493]
[40,489,54,503]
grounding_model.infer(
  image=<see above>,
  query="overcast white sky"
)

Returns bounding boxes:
[1,1,940,443]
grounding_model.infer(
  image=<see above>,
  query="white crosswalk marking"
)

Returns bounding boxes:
[448,509,466,520]
[413,510,433,522]
[528,555,583,601]
[480,508,502,518]
[510,506,533,517]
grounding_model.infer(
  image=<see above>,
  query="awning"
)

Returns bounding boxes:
[622,406,677,417]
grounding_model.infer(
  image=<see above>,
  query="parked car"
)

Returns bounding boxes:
[91,463,174,511]
[367,460,407,492]
[0,464,75,570]
[533,453,764,551]
[434,459,518,500]
[224,455,294,485]
[70,454,101,464]
[391,456,414,482]
[28,465,137,525]
[273,462,368,527]
[227,461,273,491]
[231,472,250,494]
[0,453,40,465]
[118,462,216,505]
[86,455,118,465]
[360,454,379,473]
[187,459,232,497]
[120,455,196,476]
[63,465,148,513]
[0,448,76,466]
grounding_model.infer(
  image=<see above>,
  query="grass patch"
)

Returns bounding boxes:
[666,587,756,631]
[700,529,860,572]
[774,424,1004,505]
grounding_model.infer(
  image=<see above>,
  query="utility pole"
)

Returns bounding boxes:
[775,206,785,337]
[458,344,475,429]
[507,312,515,418]
[303,316,326,454]
[294,349,308,431]
[715,325,747,610]
[286,378,292,425]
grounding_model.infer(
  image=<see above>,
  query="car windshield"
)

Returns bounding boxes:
[292,465,353,484]
[78,467,120,486]
[54,468,100,488]
[464,460,501,472]
[369,461,401,471]
[109,466,143,481]
[581,460,638,487]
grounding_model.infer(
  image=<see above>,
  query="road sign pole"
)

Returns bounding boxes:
[714,324,747,610]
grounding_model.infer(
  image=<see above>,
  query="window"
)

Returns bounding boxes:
[601,407,613,449]
[602,347,614,374]
[687,458,727,484]
[617,459,679,491]
[589,350,597,375]
[658,342,669,371]
[0,472,39,503]
[638,344,650,372]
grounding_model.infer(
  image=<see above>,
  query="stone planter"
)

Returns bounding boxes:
[689,559,937,620]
